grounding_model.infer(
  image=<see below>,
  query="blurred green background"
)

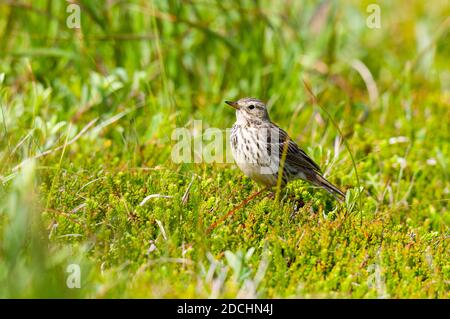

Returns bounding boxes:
[0,0,448,298]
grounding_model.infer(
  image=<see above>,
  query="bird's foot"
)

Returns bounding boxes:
[289,196,305,219]
[266,191,276,200]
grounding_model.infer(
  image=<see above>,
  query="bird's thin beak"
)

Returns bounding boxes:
[225,100,239,110]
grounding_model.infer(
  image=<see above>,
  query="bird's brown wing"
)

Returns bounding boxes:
[268,124,322,174]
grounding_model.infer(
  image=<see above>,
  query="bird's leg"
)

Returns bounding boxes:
[266,191,276,200]
[206,186,269,233]
[286,191,305,219]
[291,197,305,215]
[266,186,305,214]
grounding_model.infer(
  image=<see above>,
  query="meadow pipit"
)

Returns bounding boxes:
[226,97,345,201]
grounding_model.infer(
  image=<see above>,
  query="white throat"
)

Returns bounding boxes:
[235,110,250,126]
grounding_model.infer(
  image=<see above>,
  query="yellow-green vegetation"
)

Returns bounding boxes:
[0,1,448,298]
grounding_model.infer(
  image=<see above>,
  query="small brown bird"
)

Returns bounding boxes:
[226,97,345,201]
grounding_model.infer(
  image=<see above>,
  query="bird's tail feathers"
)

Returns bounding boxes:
[313,173,346,202]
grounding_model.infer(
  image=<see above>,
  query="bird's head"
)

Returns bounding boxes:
[225,97,270,124]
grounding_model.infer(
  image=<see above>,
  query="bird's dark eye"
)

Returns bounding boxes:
[248,105,255,110]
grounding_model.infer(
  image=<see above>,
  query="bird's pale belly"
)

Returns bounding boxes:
[231,142,279,186]
[231,124,280,186]
[235,161,278,186]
